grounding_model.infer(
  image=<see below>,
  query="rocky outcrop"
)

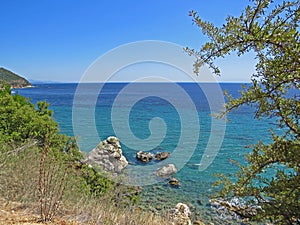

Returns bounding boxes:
[136,151,153,162]
[156,164,177,177]
[169,177,180,187]
[86,136,128,173]
[170,203,192,225]
[155,151,170,160]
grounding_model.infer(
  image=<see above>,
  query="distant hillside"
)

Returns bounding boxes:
[0,67,31,88]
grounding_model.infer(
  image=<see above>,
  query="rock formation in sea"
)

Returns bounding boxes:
[168,177,180,187]
[86,136,128,173]
[156,164,177,177]
[136,151,153,162]
[155,151,170,160]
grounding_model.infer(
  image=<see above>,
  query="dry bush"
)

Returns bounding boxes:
[38,141,70,222]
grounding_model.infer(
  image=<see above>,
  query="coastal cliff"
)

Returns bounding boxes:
[0,67,31,88]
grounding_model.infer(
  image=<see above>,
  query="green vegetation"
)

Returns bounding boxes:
[0,82,151,224]
[0,67,31,88]
[188,0,299,224]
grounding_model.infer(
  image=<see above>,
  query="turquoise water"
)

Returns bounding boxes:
[16,83,275,223]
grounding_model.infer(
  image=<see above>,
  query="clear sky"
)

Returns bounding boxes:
[0,0,256,82]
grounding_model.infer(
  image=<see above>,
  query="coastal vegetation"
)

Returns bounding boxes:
[187,0,299,224]
[1,0,299,224]
[0,67,31,88]
[0,83,171,224]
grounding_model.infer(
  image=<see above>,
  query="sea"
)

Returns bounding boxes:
[15,82,276,224]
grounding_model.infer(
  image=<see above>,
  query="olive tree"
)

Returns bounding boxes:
[186,0,299,224]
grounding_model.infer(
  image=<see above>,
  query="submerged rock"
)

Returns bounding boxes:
[192,221,206,225]
[156,164,177,178]
[86,136,128,173]
[136,151,153,162]
[210,197,260,220]
[169,177,180,187]
[170,203,192,225]
[197,199,203,206]
[155,151,170,160]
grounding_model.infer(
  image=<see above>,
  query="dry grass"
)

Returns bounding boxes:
[0,196,172,225]
[0,145,40,203]
[0,198,78,225]
[62,196,172,225]
[0,145,172,225]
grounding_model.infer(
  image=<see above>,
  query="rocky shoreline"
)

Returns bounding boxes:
[83,136,257,225]
[86,136,128,174]
[84,136,198,224]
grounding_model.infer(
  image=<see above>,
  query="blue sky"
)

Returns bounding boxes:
[0,0,256,82]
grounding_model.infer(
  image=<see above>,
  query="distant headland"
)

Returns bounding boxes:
[0,67,32,88]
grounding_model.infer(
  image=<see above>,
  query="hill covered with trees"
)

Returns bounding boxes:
[0,67,31,88]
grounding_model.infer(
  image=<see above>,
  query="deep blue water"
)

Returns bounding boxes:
[15,83,276,223]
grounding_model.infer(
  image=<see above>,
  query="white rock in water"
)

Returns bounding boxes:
[86,136,128,173]
[136,151,153,162]
[156,164,177,177]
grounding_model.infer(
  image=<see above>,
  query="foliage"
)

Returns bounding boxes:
[78,163,114,196]
[0,83,58,145]
[0,84,142,222]
[77,163,141,206]
[187,0,300,224]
